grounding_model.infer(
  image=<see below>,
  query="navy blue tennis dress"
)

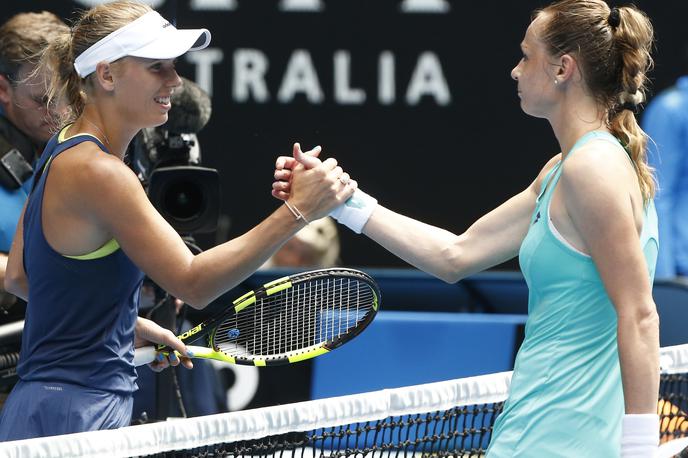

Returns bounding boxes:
[0,126,145,440]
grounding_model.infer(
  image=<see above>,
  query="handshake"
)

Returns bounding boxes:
[271,143,377,234]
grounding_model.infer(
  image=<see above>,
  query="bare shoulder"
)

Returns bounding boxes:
[49,141,144,209]
[538,153,563,177]
[559,139,634,199]
[532,153,563,194]
[53,142,138,186]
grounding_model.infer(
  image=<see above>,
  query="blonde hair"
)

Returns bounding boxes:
[293,217,341,268]
[38,1,152,125]
[537,0,655,201]
[264,217,341,269]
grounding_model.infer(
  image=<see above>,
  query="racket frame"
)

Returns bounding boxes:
[143,268,380,367]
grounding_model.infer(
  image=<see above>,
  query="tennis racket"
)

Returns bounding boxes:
[134,268,380,367]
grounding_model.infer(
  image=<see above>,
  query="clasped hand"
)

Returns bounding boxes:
[272,143,357,218]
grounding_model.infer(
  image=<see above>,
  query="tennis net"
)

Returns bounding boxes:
[0,344,686,458]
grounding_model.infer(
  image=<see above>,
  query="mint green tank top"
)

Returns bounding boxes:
[487,131,659,457]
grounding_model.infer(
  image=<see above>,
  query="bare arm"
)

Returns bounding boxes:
[57,144,351,309]
[362,188,537,282]
[561,144,659,414]
[0,253,5,283]
[275,153,561,283]
[4,206,28,301]
[0,252,17,309]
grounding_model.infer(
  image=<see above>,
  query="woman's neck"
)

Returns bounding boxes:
[549,90,608,158]
[72,107,136,159]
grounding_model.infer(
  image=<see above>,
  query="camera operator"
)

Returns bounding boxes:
[0,12,68,322]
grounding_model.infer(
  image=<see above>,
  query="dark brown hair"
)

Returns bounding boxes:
[0,11,68,80]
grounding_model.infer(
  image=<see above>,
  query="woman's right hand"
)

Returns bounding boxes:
[281,143,357,221]
[135,317,193,372]
[272,143,331,200]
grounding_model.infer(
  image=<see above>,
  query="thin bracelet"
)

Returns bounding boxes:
[284,201,310,224]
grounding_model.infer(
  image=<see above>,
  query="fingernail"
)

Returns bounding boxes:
[170,352,179,361]
[156,353,164,362]
[186,349,194,357]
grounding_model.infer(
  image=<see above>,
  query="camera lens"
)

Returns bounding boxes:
[163,180,204,221]
[148,166,220,233]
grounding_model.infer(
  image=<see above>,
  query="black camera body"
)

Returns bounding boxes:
[129,127,220,234]
[0,148,32,190]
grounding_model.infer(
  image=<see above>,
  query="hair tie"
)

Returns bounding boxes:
[620,102,639,114]
[608,7,621,28]
[618,91,644,114]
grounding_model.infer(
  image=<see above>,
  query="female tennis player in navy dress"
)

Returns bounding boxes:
[273,1,660,456]
[1,0,354,441]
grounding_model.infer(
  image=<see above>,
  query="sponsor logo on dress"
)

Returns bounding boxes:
[43,385,64,391]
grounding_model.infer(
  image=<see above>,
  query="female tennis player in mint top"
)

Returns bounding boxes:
[0,0,354,440]
[273,0,659,455]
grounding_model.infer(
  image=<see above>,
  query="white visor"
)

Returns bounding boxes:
[73,11,211,78]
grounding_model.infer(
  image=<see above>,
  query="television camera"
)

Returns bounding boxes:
[128,77,220,234]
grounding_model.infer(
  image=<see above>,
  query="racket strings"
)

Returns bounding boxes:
[213,278,376,359]
[221,280,376,339]
[216,280,375,357]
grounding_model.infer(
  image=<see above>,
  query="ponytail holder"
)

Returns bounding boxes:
[620,102,639,114]
[608,7,621,28]
[618,91,644,114]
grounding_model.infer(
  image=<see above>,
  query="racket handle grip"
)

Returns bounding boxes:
[133,346,157,367]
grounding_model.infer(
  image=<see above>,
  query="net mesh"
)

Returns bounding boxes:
[1,345,686,458]
[659,344,688,455]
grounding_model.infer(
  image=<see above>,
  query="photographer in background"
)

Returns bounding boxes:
[0,12,68,320]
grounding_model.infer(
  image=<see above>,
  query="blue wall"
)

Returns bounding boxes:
[311,311,526,399]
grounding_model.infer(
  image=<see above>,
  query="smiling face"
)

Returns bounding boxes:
[110,56,182,130]
[510,14,561,119]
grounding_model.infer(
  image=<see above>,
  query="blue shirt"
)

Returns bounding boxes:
[0,110,35,252]
[0,176,32,252]
[642,76,688,278]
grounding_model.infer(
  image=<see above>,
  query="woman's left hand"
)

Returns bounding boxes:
[286,143,357,221]
[271,143,324,201]
[135,316,193,372]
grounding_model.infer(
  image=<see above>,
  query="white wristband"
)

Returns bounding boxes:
[329,189,377,234]
[621,414,659,458]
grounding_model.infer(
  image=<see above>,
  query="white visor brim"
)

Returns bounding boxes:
[74,11,211,78]
[129,28,210,60]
